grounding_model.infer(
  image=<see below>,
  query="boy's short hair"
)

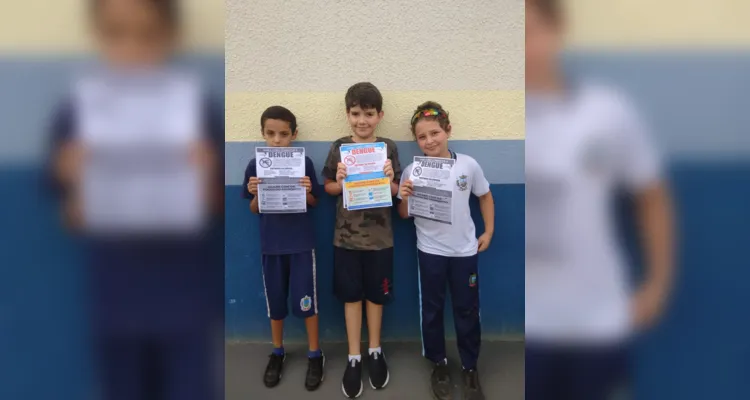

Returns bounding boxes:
[345,82,383,112]
[260,105,297,133]
[528,0,563,25]
[91,0,179,28]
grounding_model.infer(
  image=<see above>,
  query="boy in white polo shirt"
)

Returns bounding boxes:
[398,101,495,400]
[524,1,675,399]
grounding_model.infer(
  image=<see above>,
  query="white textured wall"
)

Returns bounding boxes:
[225,0,525,142]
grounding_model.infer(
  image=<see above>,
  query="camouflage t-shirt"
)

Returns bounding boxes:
[322,136,402,250]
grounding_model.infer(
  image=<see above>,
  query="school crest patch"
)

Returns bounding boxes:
[469,273,477,287]
[456,175,469,191]
[300,295,312,312]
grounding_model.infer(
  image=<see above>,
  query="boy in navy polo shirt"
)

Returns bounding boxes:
[242,106,325,391]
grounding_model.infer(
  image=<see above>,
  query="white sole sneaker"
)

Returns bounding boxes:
[341,381,363,398]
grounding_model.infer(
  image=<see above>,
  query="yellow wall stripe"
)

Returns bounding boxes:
[0,0,223,52]
[566,0,750,48]
[226,90,524,142]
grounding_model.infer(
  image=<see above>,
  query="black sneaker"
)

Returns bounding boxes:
[263,353,285,388]
[341,358,363,398]
[305,352,325,391]
[461,369,485,400]
[368,350,389,389]
[430,362,453,400]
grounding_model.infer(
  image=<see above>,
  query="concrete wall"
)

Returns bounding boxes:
[224,0,526,342]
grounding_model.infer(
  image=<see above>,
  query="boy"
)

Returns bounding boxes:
[242,106,325,391]
[47,2,225,398]
[398,101,494,400]
[525,1,675,399]
[322,82,401,398]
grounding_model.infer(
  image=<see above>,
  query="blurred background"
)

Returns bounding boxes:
[560,0,750,399]
[0,1,223,399]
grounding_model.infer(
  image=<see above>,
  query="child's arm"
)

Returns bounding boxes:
[305,187,318,207]
[470,160,494,251]
[395,163,413,219]
[388,143,403,196]
[389,176,400,196]
[242,161,260,214]
[615,97,674,330]
[249,196,260,214]
[45,101,85,229]
[246,177,261,214]
[396,186,411,219]
[632,182,674,329]
[304,158,320,207]
[322,141,344,196]
[324,178,342,196]
[384,160,399,195]
[324,163,347,196]
[477,192,495,252]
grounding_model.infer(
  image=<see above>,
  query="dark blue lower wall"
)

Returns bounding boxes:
[225,183,525,341]
[630,162,750,400]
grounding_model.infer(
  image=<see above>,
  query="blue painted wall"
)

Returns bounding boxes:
[225,140,526,341]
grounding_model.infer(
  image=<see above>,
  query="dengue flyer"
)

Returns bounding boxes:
[340,142,392,210]
[76,71,207,234]
[255,147,307,213]
[408,156,455,224]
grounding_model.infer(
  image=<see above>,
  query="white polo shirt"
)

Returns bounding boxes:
[525,81,662,345]
[398,152,491,258]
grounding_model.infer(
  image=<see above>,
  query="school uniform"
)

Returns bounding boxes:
[242,156,320,320]
[398,150,490,371]
[47,95,224,400]
[525,81,662,399]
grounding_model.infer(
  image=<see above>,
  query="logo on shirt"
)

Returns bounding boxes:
[300,295,312,312]
[259,158,273,168]
[456,175,469,191]
[469,273,477,288]
[382,278,390,295]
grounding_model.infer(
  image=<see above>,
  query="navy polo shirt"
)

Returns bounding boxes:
[242,156,318,255]
[46,97,224,335]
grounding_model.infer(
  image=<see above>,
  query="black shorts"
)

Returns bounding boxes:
[333,246,394,305]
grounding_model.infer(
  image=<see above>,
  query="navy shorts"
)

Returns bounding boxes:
[525,342,629,400]
[96,331,217,400]
[262,250,318,320]
[333,246,394,305]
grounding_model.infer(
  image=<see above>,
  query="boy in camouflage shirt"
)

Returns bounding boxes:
[322,82,401,398]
